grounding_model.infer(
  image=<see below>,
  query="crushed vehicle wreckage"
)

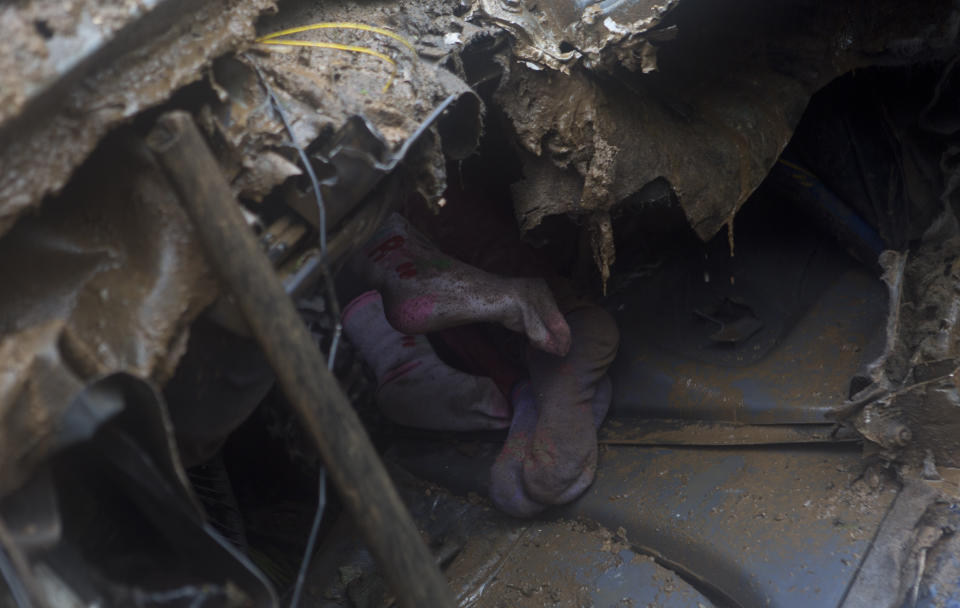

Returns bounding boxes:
[3,0,960,606]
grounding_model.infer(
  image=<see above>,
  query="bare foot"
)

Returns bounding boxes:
[342,291,512,431]
[349,213,571,356]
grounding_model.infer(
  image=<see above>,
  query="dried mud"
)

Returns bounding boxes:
[305,470,713,607]
[492,0,960,281]
[0,0,276,239]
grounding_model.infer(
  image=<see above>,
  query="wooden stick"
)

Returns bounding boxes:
[146,111,454,608]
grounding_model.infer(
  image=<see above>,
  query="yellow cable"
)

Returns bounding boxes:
[777,158,814,176]
[255,39,397,93]
[256,22,416,55]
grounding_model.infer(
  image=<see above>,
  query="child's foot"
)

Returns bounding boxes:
[489,375,612,517]
[350,213,571,356]
[522,307,619,505]
[342,291,512,431]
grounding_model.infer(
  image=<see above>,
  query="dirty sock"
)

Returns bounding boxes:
[522,306,620,505]
[341,291,512,431]
[490,375,612,517]
[349,213,571,356]
[489,382,546,518]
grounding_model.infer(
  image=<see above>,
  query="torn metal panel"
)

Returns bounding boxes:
[204,0,484,221]
[0,133,216,496]
[0,133,216,382]
[279,96,464,230]
[0,0,277,240]
[488,0,960,286]
[476,0,679,73]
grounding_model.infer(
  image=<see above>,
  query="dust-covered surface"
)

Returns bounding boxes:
[4,0,960,605]
[909,500,960,608]
[301,469,715,607]
[840,480,960,608]
[447,518,712,608]
[0,0,276,239]
[599,418,854,446]
[0,132,216,497]
[569,444,906,607]
[390,437,901,607]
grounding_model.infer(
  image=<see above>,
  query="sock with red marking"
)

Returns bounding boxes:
[349,213,572,356]
[342,291,512,431]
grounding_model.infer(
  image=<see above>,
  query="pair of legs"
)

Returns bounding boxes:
[342,213,618,516]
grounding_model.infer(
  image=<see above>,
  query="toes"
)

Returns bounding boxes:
[524,308,571,356]
[552,460,598,505]
[523,441,597,505]
[513,279,570,355]
[522,421,597,504]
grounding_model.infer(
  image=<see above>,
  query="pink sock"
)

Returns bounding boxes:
[349,213,571,356]
[342,291,512,431]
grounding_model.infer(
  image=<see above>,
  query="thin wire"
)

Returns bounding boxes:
[245,55,341,370]
[257,22,417,55]
[245,57,328,259]
[255,40,397,94]
[318,263,343,372]
[289,467,326,608]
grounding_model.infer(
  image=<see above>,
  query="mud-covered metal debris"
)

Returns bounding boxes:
[476,0,679,73]
[0,133,216,496]
[0,0,278,239]
[205,0,484,217]
[481,0,960,283]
